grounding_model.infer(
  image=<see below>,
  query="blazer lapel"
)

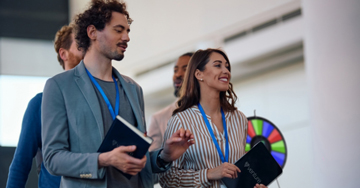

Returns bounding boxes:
[114,69,145,133]
[74,61,105,139]
[114,68,153,187]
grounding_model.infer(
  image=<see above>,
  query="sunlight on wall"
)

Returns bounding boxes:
[0,75,49,147]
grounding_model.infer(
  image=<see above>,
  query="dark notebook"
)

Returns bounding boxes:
[97,115,153,179]
[222,142,282,188]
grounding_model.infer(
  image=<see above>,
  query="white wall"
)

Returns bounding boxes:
[234,61,312,188]
[0,38,62,77]
[0,38,60,146]
[303,0,360,187]
[69,0,301,76]
[123,0,300,75]
[0,76,49,146]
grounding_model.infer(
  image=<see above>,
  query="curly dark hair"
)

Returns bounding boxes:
[74,0,133,52]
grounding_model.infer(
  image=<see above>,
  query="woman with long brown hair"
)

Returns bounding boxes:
[159,49,267,188]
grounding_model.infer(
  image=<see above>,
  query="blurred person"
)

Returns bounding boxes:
[147,52,193,151]
[55,24,84,70]
[159,48,268,188]
[6,24,84,188]
[41,1,194,188]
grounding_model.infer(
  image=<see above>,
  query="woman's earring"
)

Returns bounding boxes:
[200,79,203,82]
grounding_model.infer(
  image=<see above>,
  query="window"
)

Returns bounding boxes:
[0,75,48,147]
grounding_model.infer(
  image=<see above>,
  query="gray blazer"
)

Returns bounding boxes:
[42,61,167,188]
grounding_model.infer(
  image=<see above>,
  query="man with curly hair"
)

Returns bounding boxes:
[6,24,83,188]
[41,1,194,188]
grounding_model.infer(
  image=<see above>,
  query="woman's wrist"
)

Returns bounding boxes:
[207,168,214,180]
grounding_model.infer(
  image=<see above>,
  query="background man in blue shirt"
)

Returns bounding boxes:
[6,23,84,188]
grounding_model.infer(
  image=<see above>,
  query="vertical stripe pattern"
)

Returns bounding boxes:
[159,106,248,188]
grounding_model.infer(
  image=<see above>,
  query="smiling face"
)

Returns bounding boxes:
[196,52,231,92]
[95,11,130,61]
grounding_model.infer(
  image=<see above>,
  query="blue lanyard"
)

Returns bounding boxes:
[198,103,229,163]
[85,68,120,120]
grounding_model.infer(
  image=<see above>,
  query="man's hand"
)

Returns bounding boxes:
[160,128,195,162]
[98,145,147,176]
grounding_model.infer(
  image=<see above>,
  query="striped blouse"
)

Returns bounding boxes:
[159,105,248,188]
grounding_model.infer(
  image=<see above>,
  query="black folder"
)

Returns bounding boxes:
[221,142,282,188]
[97,115,153,179]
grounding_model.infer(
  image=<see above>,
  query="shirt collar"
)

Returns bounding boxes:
[190,105,231,119]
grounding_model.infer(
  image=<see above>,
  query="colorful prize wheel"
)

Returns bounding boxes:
[245,116,287,168]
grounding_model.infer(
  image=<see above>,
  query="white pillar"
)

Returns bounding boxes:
[302,0,360,187]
